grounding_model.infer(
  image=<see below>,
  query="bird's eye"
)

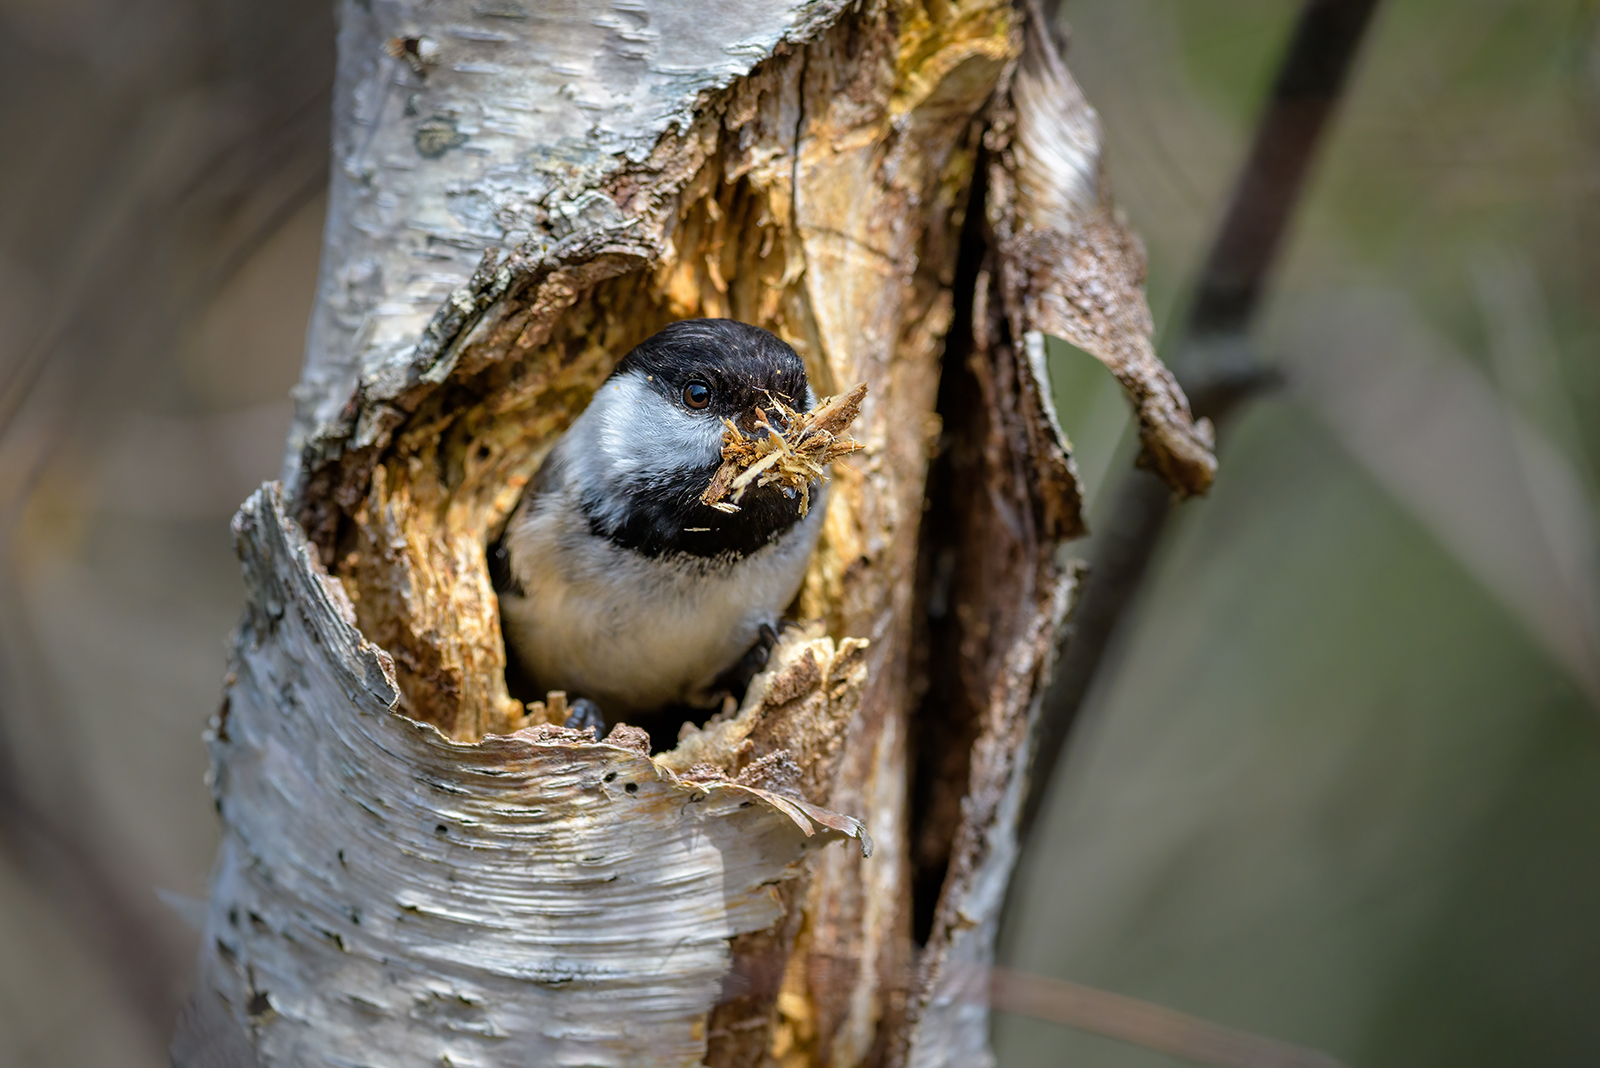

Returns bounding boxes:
[683,380,712,409]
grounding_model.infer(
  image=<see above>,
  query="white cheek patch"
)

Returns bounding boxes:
[594,371,724,476]
[559,370,726,533]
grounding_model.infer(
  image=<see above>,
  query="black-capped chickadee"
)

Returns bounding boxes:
[491,319,825,729]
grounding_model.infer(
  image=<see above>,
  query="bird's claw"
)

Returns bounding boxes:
[563,697,606,737]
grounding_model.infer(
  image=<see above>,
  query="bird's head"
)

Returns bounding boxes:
[571,319,818,559]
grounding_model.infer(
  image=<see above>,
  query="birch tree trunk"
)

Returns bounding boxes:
[173,2,1212,1066]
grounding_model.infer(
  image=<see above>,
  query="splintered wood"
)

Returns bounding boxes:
[700,383,868,517]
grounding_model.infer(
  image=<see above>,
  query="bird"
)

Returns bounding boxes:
[490,319,828,734]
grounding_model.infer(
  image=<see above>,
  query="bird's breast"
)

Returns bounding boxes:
[499,489,824,716]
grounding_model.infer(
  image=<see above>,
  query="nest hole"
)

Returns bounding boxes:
[311,165,839,752]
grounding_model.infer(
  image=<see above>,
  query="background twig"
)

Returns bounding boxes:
[1021,0,1384,838]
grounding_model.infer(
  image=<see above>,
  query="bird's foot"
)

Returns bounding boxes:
[563,697,606,737]
[713,622,781,704]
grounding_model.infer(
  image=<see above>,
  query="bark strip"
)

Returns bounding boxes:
[988,6,1217,497]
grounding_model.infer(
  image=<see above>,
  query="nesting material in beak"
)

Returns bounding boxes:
[700,383,868,517]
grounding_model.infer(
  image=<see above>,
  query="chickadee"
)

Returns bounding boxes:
[491,319,826,727]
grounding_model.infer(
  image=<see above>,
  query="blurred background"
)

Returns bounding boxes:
[0,1,1595,1066]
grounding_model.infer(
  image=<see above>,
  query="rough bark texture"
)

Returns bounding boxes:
[177,1,1211,1065]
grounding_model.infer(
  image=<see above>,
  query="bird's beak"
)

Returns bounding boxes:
[737,402,789,438]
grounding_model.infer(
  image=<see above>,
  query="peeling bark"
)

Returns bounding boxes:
[988,7,1217,497]
[177,1,1210,1065]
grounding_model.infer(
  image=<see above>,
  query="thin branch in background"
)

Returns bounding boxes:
[982,966,1351,1068]
[1021,0,1384,838]
[1181,0,1385,347]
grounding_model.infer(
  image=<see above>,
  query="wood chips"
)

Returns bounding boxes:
[699,382,868,517]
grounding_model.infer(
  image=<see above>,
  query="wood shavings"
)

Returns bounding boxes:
[662,622,867,808]
[700,383,868,516]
